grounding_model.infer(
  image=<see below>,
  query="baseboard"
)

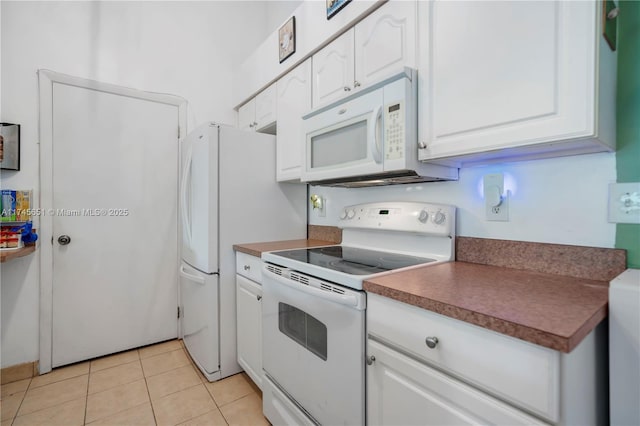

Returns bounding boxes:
[1,361,39,384]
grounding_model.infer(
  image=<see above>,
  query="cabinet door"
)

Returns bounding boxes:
[236,275,263,390]
[312,29,355,108]
[238,99,256,132]
[367,339,547,426]
[418,1,597,162]
[276,59,312,182]
[354,1,417,88]
[255,83,277,132]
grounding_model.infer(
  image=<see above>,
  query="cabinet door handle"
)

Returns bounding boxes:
[354,81,361,88]
[343,86,351,92]
[244,265,250,271]
[256,295,262,301]
[425,336,439,349]
[366,355,376,365]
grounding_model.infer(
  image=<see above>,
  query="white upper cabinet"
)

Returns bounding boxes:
[312,1,417,108]
[417,1,616,166]
[238,83,277,133]
[354,0,417,88]
[276,59,312,182]
[255,84,277,132]
[238,99,256,132]
[312,29,355,108]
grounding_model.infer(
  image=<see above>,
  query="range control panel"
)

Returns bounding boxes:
[338,202,456,237]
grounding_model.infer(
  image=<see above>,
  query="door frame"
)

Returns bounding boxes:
[37,70,187,373]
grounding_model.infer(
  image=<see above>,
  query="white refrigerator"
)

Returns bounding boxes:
[179,122,307,381]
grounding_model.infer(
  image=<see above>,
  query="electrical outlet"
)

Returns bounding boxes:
[608,182,640,224]
[486,191,509,221]
[484,174,509,221]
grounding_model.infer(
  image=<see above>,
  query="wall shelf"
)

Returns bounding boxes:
[0,244,36,263]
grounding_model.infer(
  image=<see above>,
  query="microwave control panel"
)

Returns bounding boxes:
[385,101,405,161]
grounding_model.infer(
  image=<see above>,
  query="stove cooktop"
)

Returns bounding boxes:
[270,245,436,276]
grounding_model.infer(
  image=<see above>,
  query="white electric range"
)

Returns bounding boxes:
[261,201,456,426]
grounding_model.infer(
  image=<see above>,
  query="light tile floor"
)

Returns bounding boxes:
[1,340,269,426]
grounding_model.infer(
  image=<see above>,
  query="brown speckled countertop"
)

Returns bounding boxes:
[233,239,335,257]
[364,261,609,353]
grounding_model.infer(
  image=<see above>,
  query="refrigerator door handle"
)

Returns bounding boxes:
[179,265,205,284]
[180,145,193,246]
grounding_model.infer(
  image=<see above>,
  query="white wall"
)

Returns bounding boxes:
[233,0,382,106]
[0,1,271,368]
[309,152,617,248]
[266,0,303,34]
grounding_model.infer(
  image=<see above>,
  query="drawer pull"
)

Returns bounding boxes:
[257,295,262,301]
[425,336,439,349]
[366,355,376,365]
[244,265,250,271]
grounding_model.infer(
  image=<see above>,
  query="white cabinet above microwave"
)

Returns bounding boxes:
[416,0,615,166]
[301,69,457,187]
[312,1,417,109]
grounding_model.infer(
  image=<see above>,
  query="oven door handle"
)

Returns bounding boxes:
[264,266,362,309]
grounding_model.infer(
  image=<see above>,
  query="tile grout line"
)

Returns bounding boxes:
[200,383,231,426]
[86,360,145,397]
[83,371,89,425]
[84,349,145,425]
[8,377,32,425]
[141,358,159,426]
[10,342,182,426]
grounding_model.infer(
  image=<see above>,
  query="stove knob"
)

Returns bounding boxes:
[433,211,446,225]
[347,209,356,219]
[339,209,348,220]
[418,209,429,223]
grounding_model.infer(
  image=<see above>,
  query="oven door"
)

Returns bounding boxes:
[262,265,366,426]
[302,88,384,183]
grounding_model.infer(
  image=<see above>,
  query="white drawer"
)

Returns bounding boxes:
[235,251,263,283]
[367,293,560,422]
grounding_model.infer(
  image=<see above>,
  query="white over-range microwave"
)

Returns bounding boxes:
[301,68,458,187]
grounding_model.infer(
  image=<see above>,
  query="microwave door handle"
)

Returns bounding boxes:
[370,105,383,164]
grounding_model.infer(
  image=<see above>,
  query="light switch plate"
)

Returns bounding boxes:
[310,194,326,217]
[608,182,640,224]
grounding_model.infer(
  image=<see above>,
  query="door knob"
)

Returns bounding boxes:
[58,235,71,245]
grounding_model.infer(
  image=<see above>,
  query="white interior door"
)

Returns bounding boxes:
[49,80,180,368]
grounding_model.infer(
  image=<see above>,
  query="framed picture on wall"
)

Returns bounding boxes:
[326,0,351,20]
[279,16,296,63]
[0,123,20,171]
[602,0,618,51]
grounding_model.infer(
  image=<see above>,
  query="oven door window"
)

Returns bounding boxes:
[278,303,328,361]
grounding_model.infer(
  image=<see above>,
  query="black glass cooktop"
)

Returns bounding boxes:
[272,245,436,276]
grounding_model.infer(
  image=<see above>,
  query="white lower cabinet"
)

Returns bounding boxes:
[235,252,263,390]
[367,293,607,426]
[367,339,544,425]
